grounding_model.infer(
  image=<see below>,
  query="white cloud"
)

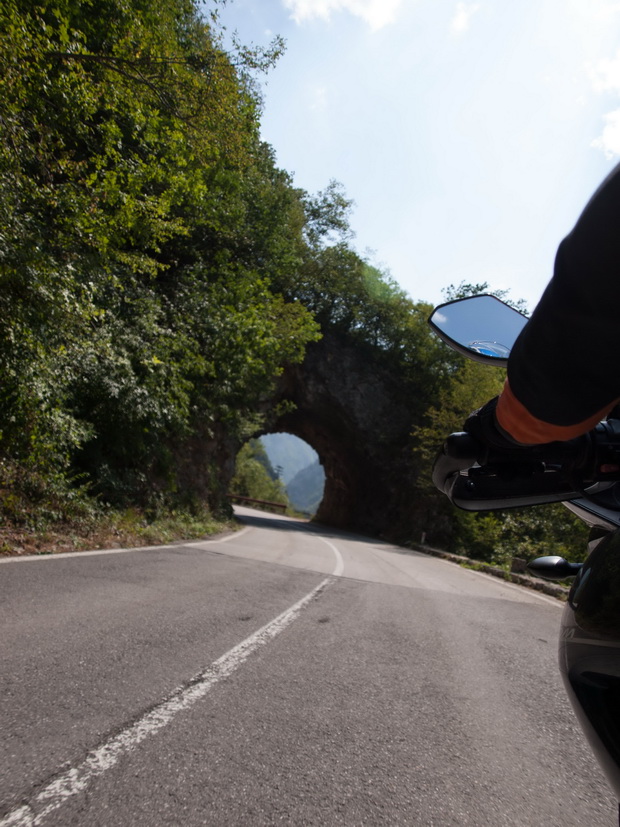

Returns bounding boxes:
[590,1,620,22]
[588,49,620,93]
[282,0,403,30]
[309,85,328,111]
[592,108,620,158]
[589,49,620,157]
[450,2,481,35]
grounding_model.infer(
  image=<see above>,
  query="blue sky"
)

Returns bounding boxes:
[215,0,620,310]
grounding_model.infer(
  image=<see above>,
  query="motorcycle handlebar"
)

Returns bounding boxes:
[431,433,479,496]
[432,420,620,511]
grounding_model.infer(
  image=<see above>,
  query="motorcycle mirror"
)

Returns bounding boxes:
[527,555,583,581]
[428,295,528,365]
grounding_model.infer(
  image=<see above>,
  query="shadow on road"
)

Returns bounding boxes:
[232,507,425,557]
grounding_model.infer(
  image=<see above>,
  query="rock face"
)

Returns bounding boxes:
[264,333,421,539]
[286,459,325,516]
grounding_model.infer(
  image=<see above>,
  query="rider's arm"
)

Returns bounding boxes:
[494,161,620,445]
[495,379,616,444]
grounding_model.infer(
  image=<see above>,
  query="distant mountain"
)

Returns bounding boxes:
[286,459,325,516]
[259,432,325,515]
[260,433,319,485]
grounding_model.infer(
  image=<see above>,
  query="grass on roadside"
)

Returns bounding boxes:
[0,504,238,557]
[0,461,240,557]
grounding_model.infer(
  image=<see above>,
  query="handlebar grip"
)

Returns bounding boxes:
[430,430,591,510]
[443,432,480,462]
[431,433,481,496]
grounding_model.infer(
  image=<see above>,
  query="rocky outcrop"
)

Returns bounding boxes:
[263,333,423,539]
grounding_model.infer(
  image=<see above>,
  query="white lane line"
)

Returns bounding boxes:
[0,574,334,827]
[315,535,345,577]
[0,526,254,564]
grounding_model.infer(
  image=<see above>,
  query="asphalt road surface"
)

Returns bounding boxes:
[0,506,617,826]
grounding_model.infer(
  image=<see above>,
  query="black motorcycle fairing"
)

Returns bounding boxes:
[567,530,620,638]
[566,497,620,532]
[561,528,620,800]
[561,655,620,803]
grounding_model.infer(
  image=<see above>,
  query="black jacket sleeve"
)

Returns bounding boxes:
[505,162,620,429]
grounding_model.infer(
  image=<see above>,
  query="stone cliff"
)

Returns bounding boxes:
[263,333,423,539]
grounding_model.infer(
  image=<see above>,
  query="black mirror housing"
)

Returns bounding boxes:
[527,555,583,581]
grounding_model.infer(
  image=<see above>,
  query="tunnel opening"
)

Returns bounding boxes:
[229,433,325,518]
[260,433,325,517]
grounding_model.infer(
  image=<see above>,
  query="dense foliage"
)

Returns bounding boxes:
[230,439,289,508]
[0,0,319,519]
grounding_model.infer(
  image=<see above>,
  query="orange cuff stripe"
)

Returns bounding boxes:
[496,379,616,444]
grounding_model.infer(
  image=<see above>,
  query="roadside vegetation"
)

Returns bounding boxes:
[0,0,589,564]
[230,440,290,511]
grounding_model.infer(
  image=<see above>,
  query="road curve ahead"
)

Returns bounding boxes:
[0,506,616,826]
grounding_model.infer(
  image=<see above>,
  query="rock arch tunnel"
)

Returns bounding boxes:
[262,333,421,538]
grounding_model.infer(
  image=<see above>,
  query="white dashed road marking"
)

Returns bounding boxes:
[0,533,344,826]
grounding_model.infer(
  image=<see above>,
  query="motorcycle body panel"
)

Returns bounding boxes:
[566,497,620,531]
[561,529,620,800]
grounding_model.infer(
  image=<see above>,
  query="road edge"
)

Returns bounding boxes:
[409,542,569,601]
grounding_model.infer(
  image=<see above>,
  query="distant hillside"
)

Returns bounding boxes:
[286,460,325,516]
[260,433,325,515]
[260,433,319,485]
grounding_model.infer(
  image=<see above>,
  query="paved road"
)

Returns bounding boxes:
[0,506,616,825]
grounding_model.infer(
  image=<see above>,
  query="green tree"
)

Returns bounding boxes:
[230,440,289,506]
[441,281,529,314]
[0,0,319,517]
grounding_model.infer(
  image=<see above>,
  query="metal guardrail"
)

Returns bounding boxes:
[227,494,288,513]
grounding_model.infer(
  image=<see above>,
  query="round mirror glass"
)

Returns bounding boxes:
[428,295,528,364]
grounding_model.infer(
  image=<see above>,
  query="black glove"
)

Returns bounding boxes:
[463,396,530,456]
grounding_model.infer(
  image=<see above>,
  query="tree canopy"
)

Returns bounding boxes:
[0,0,319,512]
